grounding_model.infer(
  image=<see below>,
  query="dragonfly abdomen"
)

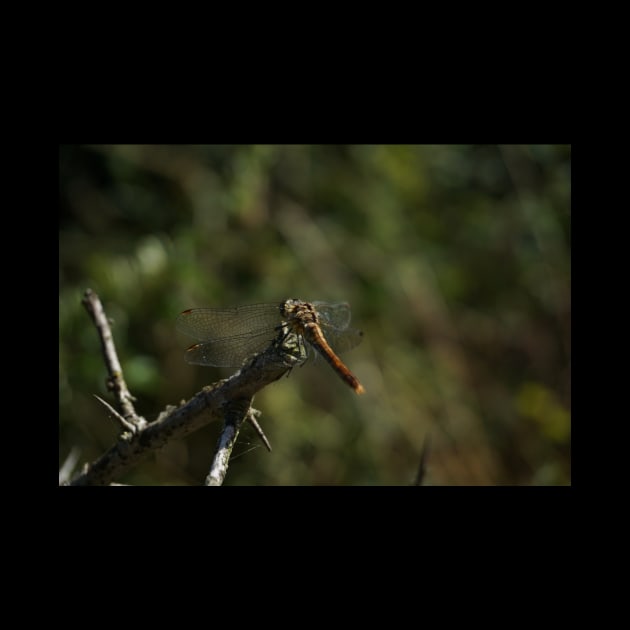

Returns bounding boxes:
[302,323,366,395]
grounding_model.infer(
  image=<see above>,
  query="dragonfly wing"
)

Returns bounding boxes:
[183,329,279,367]
[176,304,282,341]
[317,325,364,354]
[310,301,362,353]
[311,301,352,329]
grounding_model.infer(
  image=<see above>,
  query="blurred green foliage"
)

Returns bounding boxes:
[59,144,571,485]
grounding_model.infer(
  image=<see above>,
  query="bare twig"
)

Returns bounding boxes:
[81,289,146,431]
[59,447,81,485]
[414,434,432,486]
[205,398,253,486]
[65,294,303,486]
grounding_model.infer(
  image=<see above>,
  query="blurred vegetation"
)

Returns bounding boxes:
[59,144,570,485]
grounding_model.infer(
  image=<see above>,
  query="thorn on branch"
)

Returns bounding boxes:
[247,408,272,452]
[93,394,138,434]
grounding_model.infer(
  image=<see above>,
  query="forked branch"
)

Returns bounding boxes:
[62,290,298,486]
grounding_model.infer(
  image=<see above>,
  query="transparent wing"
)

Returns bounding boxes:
[316,326,364,354]
[177,300,363,366]
[176,304,283,340]
[311,301,352,329]
[183,329,280,367]
[311,301,364,354]
[177,304,284,367]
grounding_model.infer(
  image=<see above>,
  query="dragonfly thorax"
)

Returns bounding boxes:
[281,299,320,334]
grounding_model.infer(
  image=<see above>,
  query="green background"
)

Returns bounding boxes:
[59,145,571,485]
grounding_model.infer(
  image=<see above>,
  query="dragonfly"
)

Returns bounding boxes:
[176,299,365,394]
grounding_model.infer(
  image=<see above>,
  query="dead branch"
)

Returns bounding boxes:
[205,398,253,486]
[63,290,302,486]
[81,289,146,431]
